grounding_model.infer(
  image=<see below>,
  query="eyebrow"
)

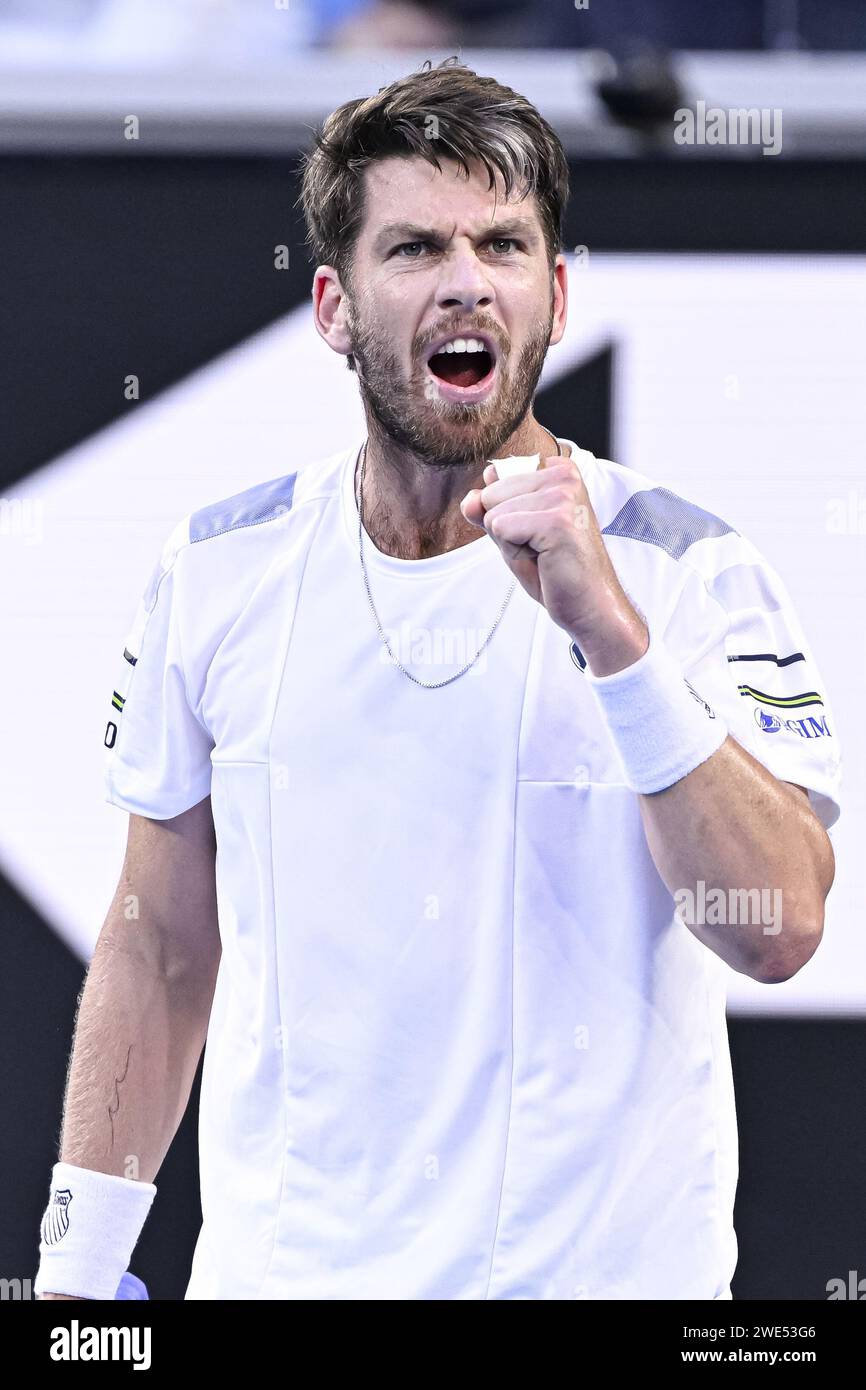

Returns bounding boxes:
[372,218,541,255]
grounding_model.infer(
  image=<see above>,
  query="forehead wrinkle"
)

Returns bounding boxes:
[361,158,542,254]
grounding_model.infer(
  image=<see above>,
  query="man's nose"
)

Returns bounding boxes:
[434,248,495,313]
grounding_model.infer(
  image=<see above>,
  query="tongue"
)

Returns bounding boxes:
[430,353,485,388]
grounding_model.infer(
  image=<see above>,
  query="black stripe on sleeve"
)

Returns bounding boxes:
[726,651,805,667]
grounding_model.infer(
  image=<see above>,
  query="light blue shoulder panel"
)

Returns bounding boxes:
[189,473,298,544]
[601,486,735,561]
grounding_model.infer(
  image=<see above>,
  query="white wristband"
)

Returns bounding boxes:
[574,632,728,794]
[33,1162,156,1300]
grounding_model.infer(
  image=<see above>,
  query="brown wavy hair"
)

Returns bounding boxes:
[297,56,570,294]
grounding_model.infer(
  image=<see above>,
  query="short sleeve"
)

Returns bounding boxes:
[675,552,841,832]
[103,519,214,820]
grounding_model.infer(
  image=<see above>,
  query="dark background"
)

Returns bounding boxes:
[2,151,863,1300]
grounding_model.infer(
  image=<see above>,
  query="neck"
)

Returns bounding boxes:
[358,415,568,561]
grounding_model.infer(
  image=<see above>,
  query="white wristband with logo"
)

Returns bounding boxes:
[573,631,728,794]
[33,1162,156,1300]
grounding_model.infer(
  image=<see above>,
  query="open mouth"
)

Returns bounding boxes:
[428,346,493,389]
[425,335,497,397]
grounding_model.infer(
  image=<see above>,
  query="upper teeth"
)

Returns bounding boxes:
[437,338,486,354]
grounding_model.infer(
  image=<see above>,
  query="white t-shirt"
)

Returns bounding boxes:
[103,437,841,1300]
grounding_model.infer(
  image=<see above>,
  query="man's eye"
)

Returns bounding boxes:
[489,238,520,254]
[395,242,427,257]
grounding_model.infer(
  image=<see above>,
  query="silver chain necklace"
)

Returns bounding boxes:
[356,431,562,689]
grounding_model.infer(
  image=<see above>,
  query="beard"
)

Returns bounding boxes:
[345,298,554,470]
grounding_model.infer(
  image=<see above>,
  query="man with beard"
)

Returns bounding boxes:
[37,59,839,1302]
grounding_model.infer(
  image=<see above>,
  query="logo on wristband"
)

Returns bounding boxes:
[41,1188,72,1245]
[684,679,716,720]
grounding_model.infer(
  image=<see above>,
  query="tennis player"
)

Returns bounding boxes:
[36,58,840,1301]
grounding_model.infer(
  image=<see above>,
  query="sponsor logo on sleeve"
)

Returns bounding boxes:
[754,705,832,739]
[727,652,831,738]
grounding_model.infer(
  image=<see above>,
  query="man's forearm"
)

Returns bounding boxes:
[59,920,218,1183]
[637,735,835,983]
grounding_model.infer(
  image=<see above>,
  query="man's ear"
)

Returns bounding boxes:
[548,253,568,350]
[312,266,352,358]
